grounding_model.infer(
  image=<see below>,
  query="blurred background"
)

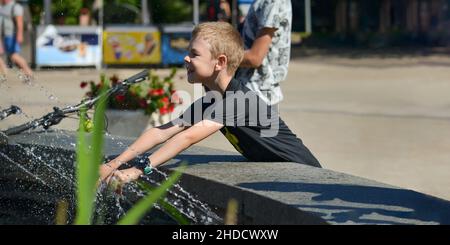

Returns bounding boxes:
[2,0,450,201]
[15,0,450,68]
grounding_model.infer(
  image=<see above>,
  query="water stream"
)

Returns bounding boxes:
[1,71,223,225]
[0,141,223,225]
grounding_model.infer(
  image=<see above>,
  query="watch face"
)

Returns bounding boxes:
[144,166,153,175]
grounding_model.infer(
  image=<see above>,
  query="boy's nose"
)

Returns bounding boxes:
[184,56,191,69]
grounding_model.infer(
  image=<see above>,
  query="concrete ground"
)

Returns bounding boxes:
[1,54,450,201]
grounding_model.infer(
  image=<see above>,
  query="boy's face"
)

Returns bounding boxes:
[184,38,217,84]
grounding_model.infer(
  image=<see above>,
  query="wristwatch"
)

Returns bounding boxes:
[135,156,153,175]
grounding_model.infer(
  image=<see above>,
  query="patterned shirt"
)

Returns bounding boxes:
[235,0,292,105]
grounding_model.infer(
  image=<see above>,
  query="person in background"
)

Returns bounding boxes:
[79,7,91,26]
[0,38,8,82]
[235,0,292,106]
[207,0,232,23]
[0,0,33,81]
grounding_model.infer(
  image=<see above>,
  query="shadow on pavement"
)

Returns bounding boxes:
[237,181,450,224]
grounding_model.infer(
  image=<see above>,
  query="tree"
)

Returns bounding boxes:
[52,0,83,25]
[29,0,95,25]
[29,0,194,25]
[149,0,192,24]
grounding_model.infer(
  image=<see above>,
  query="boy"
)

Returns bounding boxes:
[99,22,320,185]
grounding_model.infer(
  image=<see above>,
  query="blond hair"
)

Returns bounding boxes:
[192,22,244,74]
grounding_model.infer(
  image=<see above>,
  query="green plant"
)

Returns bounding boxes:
[75,77,108,224]
[118,176,187,225]
[80,69,181,116]
[51,0,83,25]
[149,0,193,24]
[75,76,186,225]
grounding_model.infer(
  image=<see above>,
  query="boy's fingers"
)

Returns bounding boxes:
[95,169,117,189]
[104,170,117,184]
[99,164,117,180]
[107,176,123,195]
[98,169,134,194]
[113,171,128,184]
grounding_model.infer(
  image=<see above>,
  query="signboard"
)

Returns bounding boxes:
[103,27,161,64]
[161,25,192,65]
[36,25,102,68]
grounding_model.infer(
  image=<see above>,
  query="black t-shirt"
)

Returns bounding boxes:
[176,78,321,168]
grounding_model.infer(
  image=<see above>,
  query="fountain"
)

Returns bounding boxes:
[0,70,223,224]
[0,135,223,225]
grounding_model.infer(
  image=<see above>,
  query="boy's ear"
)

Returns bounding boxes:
[215,54,228,71]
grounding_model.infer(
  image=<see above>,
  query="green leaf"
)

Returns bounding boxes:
[117,164,187,225]
[158,199,190,225]
[135,181,190,225]
[74,106,91,224]
[169,67,177,79]
[75,78,109,225]
[91,77,109,183]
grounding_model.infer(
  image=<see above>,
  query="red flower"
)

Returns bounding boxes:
[156,88,165,96]
[159,107,169,115]
[148,88,165,97]
[81,72,180,116]
[168,104,175,113]
[115,94,126,102]
[161,96,170,106]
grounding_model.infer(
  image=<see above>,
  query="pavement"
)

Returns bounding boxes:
[1,53,450,201]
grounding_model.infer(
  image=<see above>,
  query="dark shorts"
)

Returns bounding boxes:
[3,36,21,55]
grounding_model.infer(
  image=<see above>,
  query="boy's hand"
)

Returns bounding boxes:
[99,163,117,182]
[107,167,143,195]
[111,167,143,184]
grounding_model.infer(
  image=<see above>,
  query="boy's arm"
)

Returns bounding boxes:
[240,27,277,68]
[100,121,185,180]
[147,119,223,168]
[103,120,223,185]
